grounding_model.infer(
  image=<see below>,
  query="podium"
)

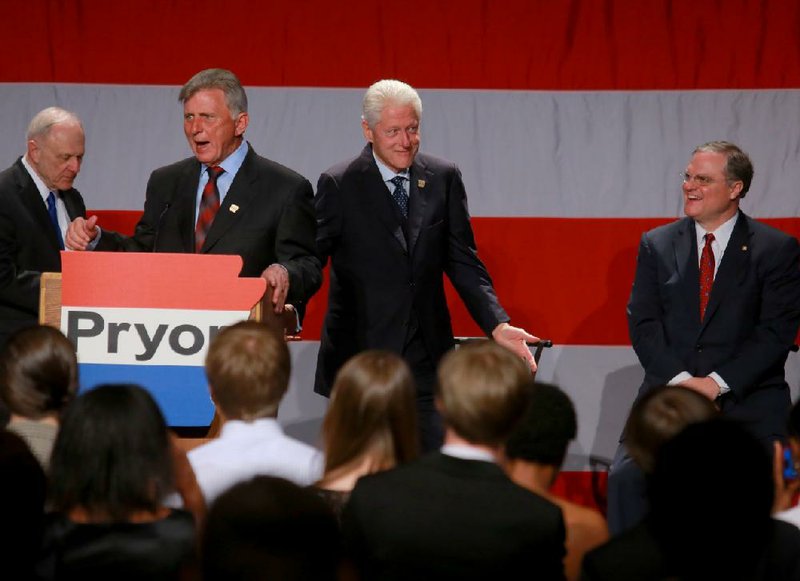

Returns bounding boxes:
[40,252,273,428]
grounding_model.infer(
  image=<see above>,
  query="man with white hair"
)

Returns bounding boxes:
[0,107,88,346]
[314,79,539,451]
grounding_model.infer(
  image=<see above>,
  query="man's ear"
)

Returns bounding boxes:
[27,139,40,164]
[729,180,744,200]
[234,112,249,138]
[362,119,374,143]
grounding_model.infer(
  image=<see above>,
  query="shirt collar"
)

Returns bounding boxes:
[202,139,248,176]
[695,211,739,250]
[372,148,410,183]
[441,443,496,463]
[21,154,54,204]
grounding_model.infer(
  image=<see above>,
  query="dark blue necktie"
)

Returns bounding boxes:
[389,175,409,218]
[46,192,65,250]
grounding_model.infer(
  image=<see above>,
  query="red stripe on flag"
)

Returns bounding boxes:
[91,212,800,343]
[3,1,800,89]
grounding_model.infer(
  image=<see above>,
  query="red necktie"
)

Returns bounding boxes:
[195,166,225,252]
[699,232,715,320]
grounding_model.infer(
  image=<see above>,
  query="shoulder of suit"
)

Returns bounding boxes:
[150,155,199,179]
[0,159,34,199]
[645,216,691,242]
[740,212,795,243]
[321,151,371,180]
[248,150,311,186]
[415,151,459,173]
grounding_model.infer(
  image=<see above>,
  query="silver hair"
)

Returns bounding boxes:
[178,68,248,117]
[361,79,422,128]
[26,107,83,141]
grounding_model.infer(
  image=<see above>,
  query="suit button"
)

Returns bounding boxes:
[695,344,702,351]
[409,282,415,288]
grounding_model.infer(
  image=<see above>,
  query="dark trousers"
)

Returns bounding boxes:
[403,322,445,453]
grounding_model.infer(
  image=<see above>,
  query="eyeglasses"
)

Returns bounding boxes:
[680,172,717,187]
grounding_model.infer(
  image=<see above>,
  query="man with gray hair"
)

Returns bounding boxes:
[0,107,88,346]
[314,79,539,451]
[67,68,321,320]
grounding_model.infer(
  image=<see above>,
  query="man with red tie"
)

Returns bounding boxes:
[608,141,800,534]
[66,69,321,320]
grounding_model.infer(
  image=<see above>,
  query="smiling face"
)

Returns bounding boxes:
[27,121,85,191]
[682,150,742,231]
[183,88,248,166]
[362,103,420,173]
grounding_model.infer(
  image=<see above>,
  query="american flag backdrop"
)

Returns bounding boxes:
[2,1,799,494]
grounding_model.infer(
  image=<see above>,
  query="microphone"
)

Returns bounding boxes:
[152,202,171,252]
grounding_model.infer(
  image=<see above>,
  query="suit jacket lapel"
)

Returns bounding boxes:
[700,213,751,331]
[673,217,700,323]
[14,160,61,252]
[407,157,433,256]
[62,188,84,221]
[200,146,258,253]
[360,145,407,253]
[175,161,202,252]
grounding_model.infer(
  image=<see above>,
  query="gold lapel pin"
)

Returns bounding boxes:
[417,179,426,188]
[229,204,239,214]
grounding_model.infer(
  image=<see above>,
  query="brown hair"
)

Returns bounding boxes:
[205,321,289,421]
[693,140,754,197]
[625,385,718,474]
[321,351,418,479]
[437,340,531,446]
[0,325,78,419]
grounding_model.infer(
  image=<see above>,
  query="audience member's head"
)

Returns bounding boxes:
[506,382,577,470]
[650,419,773,579]
[321,350,418,481]
[624,385,717,474]
[202,476,341,581]
[0,430,46,577]
[436,340,531,447]
[205,321,290,422]
[48,384,174,522]
[0,325,78,421]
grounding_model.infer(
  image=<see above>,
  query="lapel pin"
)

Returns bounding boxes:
[417,179,426,188]
[742,245,747,251]
[229,204,239,214]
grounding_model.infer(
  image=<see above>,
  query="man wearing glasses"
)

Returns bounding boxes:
[608,141,800,534]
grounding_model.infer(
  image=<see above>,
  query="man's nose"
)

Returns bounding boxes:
[399,130,411,147]
[68,157,81,174]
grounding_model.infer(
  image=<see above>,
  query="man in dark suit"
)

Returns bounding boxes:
[607,141,800,534]
[341,340,566,580]
[66,69,321,318]
[315,79,537,450]
[0,107,88,347]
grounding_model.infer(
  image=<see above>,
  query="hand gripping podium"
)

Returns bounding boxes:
[40,252,270,428]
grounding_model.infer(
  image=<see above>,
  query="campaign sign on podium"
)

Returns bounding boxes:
[59,252,266,426]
